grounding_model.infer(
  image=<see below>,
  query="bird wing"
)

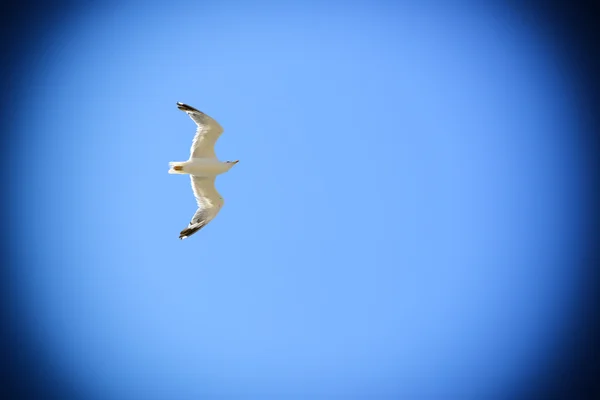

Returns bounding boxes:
[177,102,224,159]
[179,176,224,239]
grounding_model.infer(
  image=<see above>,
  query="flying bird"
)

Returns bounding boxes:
[169,102,238,239]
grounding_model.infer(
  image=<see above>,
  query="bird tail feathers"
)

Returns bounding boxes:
[168,161,187,174]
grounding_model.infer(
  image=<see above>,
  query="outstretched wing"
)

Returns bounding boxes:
[179,176,224,239]
[177,102,224,159]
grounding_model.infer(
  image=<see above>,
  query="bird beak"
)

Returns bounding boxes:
[233,160,239,164]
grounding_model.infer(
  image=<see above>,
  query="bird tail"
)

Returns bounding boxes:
[168,161,188,174]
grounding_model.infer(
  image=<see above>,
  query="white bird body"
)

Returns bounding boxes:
[169,158,234,177]
[169,102,238,239]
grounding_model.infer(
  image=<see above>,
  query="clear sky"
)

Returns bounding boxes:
[7,0,592,399]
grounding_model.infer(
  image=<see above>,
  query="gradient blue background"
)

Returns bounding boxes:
[5,0,595,399]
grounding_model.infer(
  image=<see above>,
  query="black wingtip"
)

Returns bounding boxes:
[178,223,205,240]
[176,102,201,113]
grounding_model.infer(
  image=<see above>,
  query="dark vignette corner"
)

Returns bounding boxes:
[507,1,600,399]
[1,2,87,400]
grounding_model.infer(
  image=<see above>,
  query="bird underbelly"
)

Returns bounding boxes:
[186,159,228,176]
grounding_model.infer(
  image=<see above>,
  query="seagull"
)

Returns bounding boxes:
[169,102,238,239]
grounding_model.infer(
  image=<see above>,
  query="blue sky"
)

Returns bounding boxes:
[8,1,592,399]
